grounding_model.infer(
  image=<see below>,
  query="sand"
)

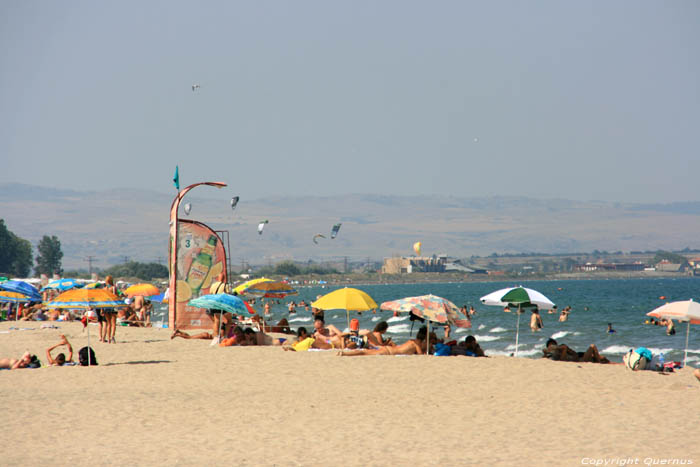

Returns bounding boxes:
[1,321,699,466]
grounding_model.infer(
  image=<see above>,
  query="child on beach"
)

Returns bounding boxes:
[46,334,74,366]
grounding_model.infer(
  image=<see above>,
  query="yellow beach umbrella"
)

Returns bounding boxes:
[233,277,273,296]
[311,287,378,329]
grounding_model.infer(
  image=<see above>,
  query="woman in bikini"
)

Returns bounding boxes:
[339,327,428,356]
[365,321,394,348]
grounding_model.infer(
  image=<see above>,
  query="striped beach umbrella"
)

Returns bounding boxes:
[0,291,35,303]
[0,280,41,301]
[46,288,126,309]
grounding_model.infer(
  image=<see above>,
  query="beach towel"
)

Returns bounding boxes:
[292,337,315,351]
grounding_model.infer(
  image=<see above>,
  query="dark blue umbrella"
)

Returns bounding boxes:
[0,280,41,301]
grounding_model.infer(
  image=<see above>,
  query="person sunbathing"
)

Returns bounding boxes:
[450,335,485,357]
[694,368,700,383]
[542,338,609,363]
[46,334,74,366]
[0,352,38,369]
[339,327,428,356]
[312,317,344,348]
[171,329,214,340]
[365,321,394,348]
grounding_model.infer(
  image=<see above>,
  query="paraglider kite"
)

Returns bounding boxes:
[413,241,422,256]
[331,223,342,239]
[230,196,239,210]
[258,220,269,235]
[312,234,326,244]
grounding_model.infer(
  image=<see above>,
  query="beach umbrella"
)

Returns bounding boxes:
[0,291,35,305]
[480,286,555,357]
[84,282,104,289]
[0,280,41,301]
[647,300,700,367]
[242,280,298,299]
[40,278,84,292]
[233,277,273,296]
[381,294,472,356]
[124,283,160,297]
[188,293,255,340]
[46,288,126,365]
[312,287,378,329]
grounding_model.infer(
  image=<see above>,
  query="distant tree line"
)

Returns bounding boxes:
[0,220,64,277]
[255,260,339,277]
[101,261,169,281]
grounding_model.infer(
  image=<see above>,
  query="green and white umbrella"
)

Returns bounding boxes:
[480,286,555,357]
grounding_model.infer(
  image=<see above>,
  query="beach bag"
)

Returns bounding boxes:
[78,346,98,366]
[623,350,648,371]
[434,343,452,356]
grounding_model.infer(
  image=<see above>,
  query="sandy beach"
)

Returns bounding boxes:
[1,321,699,466]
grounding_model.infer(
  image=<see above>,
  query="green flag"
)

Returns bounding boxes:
[173,165,180,190]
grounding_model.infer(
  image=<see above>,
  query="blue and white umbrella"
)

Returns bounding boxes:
[0,280,41,302]
[188,293,253,316]
[41,278,84,292]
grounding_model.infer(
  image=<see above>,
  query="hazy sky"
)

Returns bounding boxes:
[1,1,698,203]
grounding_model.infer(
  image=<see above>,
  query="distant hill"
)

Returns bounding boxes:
[2,183,700,270]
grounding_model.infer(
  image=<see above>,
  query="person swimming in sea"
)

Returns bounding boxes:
[607,323,616,333]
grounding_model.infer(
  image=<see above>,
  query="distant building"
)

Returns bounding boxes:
[381,255,485,274]
[574,262,646,272]
[655,260,683,272]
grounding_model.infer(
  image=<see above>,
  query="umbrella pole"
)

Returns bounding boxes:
[346,310,350,332]
[684,321,690,367]
[87,309,92,366]
[514,305,521,357]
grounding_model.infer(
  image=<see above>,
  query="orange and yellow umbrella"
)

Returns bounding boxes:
[45,288,126,309]
[124,283,160,297]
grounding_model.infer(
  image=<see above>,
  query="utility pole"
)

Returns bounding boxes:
[122,255,130,264]
[344,256,348,274]
[84,256,97,276]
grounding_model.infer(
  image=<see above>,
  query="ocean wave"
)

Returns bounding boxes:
[505,343,528,351]
[288,317,312,323]
[646,347,675,355]
[486,348,540,357]
[601,345,633,355]
[686,348,700,354]
[387,324,412,334]
[478,324,486,330]
[490,327,508,333]
[550,331,571,339]
[387,316,408,323]
[473,334,500,342]
[371,317,381,322]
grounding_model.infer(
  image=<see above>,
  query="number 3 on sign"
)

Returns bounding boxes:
[185,235,193,249]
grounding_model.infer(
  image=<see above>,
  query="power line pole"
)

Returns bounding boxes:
[84,256,97,276]
[344,256,348,274]
[122,255,130,264]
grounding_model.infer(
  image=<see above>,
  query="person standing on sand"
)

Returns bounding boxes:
[103,276,119,343]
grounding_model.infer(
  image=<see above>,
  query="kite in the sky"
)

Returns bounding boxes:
[258,220,269,235]
[330,223,342,239]
[184,203,192,215]
[312,234,326,244]
[192,84,200,92]
[230,196,239,210]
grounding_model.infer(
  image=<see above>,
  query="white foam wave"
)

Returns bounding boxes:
[601,345,633,355]
[387,316,408,323]
[478,324,486,330]
[490,327,508,333]
[371,317,381,322]
[550,331,571,339]
[646,347,675,355]
[684,355,699,363]
[686,349,700,354]
[505,343,528,351]
[486,348,541,357]
[454,328,470,334]
[387,324,412,334]
[473,334,500,342]
[288,317,312,323]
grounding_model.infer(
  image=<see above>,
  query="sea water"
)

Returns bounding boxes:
[260,277,700,366]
